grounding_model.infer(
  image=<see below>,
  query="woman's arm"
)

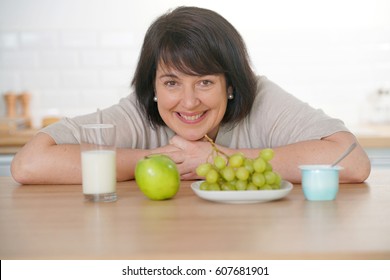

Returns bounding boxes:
[168,131,371,183]
[11,132,180,184]
[12,131,370,185]
[255,131,370,183]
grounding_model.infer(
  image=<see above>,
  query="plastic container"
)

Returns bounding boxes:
[299,165,343,201]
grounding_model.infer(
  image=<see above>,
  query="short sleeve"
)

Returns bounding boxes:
[253,76,349,147]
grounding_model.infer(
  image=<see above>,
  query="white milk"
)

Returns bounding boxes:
[81,150,116,194]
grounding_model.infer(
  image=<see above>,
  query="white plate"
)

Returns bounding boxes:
[191,180,293,204]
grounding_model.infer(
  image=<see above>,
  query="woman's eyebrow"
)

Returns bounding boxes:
[157,73,179,79]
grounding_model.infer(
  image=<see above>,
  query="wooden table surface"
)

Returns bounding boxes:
[1,169,389,260]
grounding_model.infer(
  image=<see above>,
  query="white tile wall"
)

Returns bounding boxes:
[0,0,389,129]
[61,32,98,48]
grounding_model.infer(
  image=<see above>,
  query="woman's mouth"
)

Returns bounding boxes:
[176,111,207,123]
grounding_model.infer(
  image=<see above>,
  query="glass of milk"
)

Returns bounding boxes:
[80,124,117,202]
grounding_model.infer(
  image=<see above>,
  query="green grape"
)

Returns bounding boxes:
[253,157,266,173]
[229,153,245,168]
[206,169,219,183]
[208,182,221,191]
[265,162,273,171]
[200,181,209,190]
[236,167,249,181]
[274,172,282,186]
[246,182,258,190]
[221,166,235,181]
[259,184,272,190]
[195,140,282,192]
[264,171,276,185]
[260,148,274,161]
[235,180,247,191]
[244,158,254,173]
[196,163,212,177]
[251,172,265,187]
[221,182,235,191]
[229,179,237,187]
[214,155,227,170]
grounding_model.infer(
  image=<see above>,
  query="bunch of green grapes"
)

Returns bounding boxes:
[196,145,282,191]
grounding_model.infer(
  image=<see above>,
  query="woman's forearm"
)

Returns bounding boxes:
[217,131,371,183]
[11,133,82,184]
[11,133,153,184]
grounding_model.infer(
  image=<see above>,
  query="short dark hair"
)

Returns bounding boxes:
[131,6,257,129]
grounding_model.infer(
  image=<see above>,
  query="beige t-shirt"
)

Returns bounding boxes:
[41,76,348,149]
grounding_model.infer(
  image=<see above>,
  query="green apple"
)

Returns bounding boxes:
[135,154,180,200]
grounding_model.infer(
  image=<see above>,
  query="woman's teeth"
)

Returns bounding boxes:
[180,112,204,121]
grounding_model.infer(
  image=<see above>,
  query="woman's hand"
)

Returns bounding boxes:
[164,135,214,180]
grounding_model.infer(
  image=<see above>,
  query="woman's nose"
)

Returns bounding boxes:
[181,87,200,108]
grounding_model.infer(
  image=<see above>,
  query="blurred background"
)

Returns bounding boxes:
[0,0,390,174]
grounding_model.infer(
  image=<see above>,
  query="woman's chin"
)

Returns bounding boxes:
[177,132,205,141]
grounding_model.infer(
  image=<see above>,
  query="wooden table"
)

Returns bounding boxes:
[0,169,389,260]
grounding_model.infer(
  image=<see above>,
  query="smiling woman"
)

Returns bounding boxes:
[10,6,371,185]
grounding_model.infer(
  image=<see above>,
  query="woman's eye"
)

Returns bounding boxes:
[164,81,177,87]
[200,80,213,86]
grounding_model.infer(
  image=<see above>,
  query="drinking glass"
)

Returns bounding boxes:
[80,124,117,202]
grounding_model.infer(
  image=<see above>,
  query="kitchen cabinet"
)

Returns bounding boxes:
[0,155,13,176]
[353,124,390,168]
[364,148,390,168]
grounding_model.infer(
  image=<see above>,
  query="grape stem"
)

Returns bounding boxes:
[204,134,229,161]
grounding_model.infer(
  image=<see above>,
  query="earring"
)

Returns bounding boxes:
[228,87,234,100]
[153,96,158,102]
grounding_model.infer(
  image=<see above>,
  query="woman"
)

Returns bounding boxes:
[11,6,371,184]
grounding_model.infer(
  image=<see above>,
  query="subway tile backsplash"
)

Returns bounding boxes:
[1,27,389,128]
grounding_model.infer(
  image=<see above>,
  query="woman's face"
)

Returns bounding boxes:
[155,64,229,141]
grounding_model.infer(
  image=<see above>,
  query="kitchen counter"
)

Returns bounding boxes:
[0,129,37,154]
[352,124,390,148]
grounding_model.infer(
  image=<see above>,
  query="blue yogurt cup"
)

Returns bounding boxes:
[299,165,343,201]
